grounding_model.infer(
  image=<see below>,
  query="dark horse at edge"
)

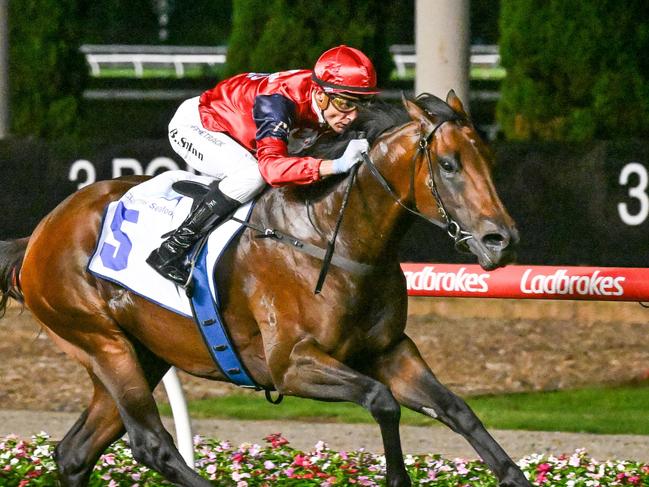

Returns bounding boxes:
[0,92,528,486]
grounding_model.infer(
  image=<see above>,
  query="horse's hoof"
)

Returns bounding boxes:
[499,471,532,487]
[387,474,412,487]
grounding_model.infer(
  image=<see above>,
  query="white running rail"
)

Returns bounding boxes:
[162,368,194,468]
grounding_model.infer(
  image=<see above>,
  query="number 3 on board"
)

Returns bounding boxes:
[618,162,648,226]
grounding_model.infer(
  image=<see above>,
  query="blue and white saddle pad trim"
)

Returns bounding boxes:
[87,170,258,387]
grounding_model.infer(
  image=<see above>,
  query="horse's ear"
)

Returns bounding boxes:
[446,89,468,117]
[402,94,435,133]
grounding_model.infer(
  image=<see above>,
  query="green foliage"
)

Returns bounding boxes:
[497,0,649,141]
[225,0,274,76]
[8,0,87,138]
[226,0,393,84]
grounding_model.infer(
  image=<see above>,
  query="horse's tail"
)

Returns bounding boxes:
[0,237,29,317]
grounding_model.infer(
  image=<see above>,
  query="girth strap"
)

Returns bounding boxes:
[188,238,259,389]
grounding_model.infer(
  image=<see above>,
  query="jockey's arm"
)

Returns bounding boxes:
[254,94,340,186]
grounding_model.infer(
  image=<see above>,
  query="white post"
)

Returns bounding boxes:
[415,0,470,108]
[0,0,9,138]
[162,368,195,468]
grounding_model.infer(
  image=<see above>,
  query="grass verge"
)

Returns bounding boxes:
[159,382,649,435]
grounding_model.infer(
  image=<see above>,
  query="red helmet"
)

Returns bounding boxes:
[312,45,379,95]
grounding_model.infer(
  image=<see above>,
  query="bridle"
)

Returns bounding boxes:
[360,119,473,253]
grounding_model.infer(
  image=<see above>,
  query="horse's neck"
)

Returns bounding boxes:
[254,128,417,266]
[318,141,416,264]
[339,166,411,264]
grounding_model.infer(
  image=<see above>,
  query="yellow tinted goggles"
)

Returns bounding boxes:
[329,94,372,113]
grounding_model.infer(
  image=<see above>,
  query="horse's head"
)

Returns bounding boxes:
[392,91,518,270]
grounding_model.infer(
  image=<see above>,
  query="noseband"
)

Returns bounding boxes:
[361,120,473,252]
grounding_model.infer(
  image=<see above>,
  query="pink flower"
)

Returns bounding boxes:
[101,453,116,466]
[264,433,289,448]
[292,454,311,467]
[537,463,552,473]
[628,475,641,485]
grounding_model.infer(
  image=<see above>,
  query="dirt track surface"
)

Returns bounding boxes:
[1,298,649,459]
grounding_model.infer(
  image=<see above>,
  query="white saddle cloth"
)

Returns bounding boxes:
[88,170,252,316]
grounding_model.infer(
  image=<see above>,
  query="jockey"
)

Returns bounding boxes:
[147,45,380,285]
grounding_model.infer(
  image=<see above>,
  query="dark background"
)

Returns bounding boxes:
[2,138,647,267]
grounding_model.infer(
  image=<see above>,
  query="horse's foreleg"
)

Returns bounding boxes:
[275,338,411,487]
[54,339,170,486]
[370,337,531,487]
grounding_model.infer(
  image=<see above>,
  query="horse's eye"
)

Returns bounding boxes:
[439,157,458,173]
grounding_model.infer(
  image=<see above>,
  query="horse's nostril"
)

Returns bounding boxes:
[482,233,508,251]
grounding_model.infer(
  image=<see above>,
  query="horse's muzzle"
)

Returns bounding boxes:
[469,221,520,270]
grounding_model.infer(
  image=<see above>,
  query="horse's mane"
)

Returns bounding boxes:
[295,93,467,160]
[281,93,467,201]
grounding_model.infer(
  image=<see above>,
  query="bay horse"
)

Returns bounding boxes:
[0,92,528,487]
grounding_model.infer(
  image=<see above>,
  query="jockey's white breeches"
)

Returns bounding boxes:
[167,96,266,203]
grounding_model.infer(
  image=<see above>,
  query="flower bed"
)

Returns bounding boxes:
[1,432,648,486]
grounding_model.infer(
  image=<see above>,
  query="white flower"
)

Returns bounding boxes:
[569,455,581,467]
[232,471,251,481]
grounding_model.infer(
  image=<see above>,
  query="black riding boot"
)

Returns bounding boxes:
[146,185,240,285]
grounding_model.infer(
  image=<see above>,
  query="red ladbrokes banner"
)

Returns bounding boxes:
[401,264,649,301]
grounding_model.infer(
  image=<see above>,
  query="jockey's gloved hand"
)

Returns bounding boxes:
[331,139,369,174]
